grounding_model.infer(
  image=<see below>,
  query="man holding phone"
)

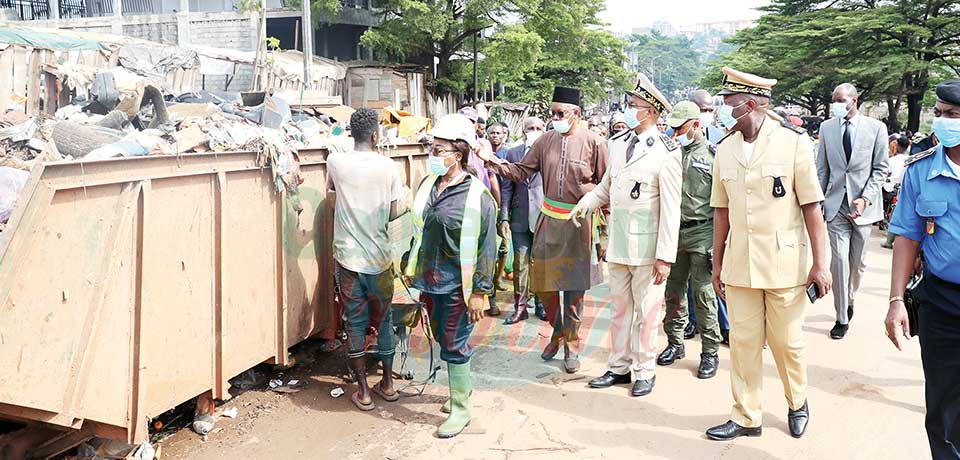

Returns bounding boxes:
[705,67,832,441]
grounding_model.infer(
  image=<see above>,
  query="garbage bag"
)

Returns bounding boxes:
[0,166,30,223]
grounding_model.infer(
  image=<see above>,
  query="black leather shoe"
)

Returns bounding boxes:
[486,301,502,317]
[829,322,849,339]
[684,320,698,339]
[697,353,719,379]
[589,371,631,388]
[503,307,528,325]
[631,376,655,397]
[788,400,810,438]
[721,329,730,346]
[534,303,548,321]
[706,420,762,441]
[847,305,854,322]
[563,356,580,374]
[657,344,685,366]
[541,339,561,361]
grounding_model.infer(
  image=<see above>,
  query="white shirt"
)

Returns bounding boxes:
[948,154,960,177]
[743,140,756,163]
[841,114,861,148]
[884,153,907,192]
[327,149,406,275]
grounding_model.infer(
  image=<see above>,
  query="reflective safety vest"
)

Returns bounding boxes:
[405,173,491,300]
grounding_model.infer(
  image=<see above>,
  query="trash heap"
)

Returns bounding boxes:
[0,66,358,230]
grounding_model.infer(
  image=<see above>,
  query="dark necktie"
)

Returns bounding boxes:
[843,120,853,162]
[625,135,639,163]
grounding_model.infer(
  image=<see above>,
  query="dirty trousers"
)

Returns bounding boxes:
[663,224,722,353]
[336,262,396,360]
[538,290,585,355]
[423,289,475,364]
[605,262,664,380]
[726,285,808,428]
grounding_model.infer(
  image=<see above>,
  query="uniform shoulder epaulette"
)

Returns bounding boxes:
[609,129,632,143]
[717,131,735,145]
[905,147,937,166]
[708,144,717,155]
[660,133,679,151]
[780,120,806,135]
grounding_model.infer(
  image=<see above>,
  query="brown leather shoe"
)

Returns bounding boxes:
[541,338,561,361]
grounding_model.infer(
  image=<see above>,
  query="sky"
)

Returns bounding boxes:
[600,0,770,34]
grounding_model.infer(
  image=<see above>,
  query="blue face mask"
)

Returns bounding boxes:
[831,101,851,119]
[932,117,960,148]
[623,107,651,131]
[428,155,451,176]
[664,127,675,138]
[717,101,749,130]
[677,128,695,147]
[553,118,572,134]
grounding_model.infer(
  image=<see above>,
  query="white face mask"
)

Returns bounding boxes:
[525,131,543,147]
[699,112,715,127]
[553,118,572,134]
[831,101,851,119]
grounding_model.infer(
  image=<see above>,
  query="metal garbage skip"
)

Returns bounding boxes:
[0,145,428,443]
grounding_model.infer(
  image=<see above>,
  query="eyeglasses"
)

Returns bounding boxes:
[429,145,458,157]
[550,110,571,120]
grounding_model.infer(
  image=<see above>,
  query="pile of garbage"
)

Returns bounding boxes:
[0,66,358,230]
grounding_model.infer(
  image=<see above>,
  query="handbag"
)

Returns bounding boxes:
[904,274,922,337]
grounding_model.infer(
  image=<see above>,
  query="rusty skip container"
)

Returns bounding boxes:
[0,146,428,443]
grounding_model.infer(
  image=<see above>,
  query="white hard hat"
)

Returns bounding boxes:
[429,114,478,149]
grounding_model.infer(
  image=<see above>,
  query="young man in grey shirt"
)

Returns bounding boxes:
[327,108,409,411]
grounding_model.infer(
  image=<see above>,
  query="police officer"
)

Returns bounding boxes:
[705,67,832,441]
[572,73,682,397]
[657,101,723,379]
[885,79,960,460]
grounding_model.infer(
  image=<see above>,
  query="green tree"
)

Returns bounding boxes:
[360,0,629,106]
[361,0,517,96]
[708,0,960,131]
[627,32,703,102]
[475,0,629,108]
[278,0,342,22]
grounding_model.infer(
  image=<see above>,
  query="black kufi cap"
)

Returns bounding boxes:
[936,79,960,106]
[552,86,582,107]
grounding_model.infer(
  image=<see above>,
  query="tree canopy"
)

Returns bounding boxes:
[626,33,703,102]
[361,0,630,107]
[703,0,960,131]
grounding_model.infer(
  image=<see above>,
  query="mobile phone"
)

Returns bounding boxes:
[806,283,821,303]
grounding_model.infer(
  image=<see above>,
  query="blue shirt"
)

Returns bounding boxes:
[889,145,960,283]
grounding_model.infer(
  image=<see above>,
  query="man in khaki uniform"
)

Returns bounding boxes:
[572,74,682,397]
[706,67,832,441]
[657,101,723,380]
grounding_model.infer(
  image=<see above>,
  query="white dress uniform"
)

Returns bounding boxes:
[578,121,682,381]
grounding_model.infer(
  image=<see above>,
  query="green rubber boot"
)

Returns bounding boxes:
[437,362,471,438]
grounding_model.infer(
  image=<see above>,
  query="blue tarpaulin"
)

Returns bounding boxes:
[0,27,109,51]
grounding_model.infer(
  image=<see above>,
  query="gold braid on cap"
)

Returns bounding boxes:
[722,76,772,97]
[631,87,666,112]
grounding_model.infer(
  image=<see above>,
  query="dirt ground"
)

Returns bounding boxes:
[160,229,927,460]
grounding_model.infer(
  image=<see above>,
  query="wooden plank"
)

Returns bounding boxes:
[43,71,57,115]
[0,47,15,113]
[25,50,41,116]
[10,46,29,110]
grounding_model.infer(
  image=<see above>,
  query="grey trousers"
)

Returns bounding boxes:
[827,201,872,324]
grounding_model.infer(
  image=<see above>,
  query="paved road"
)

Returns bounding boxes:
[161,228,927,460]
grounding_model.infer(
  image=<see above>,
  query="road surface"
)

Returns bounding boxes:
[160,229,926,460]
